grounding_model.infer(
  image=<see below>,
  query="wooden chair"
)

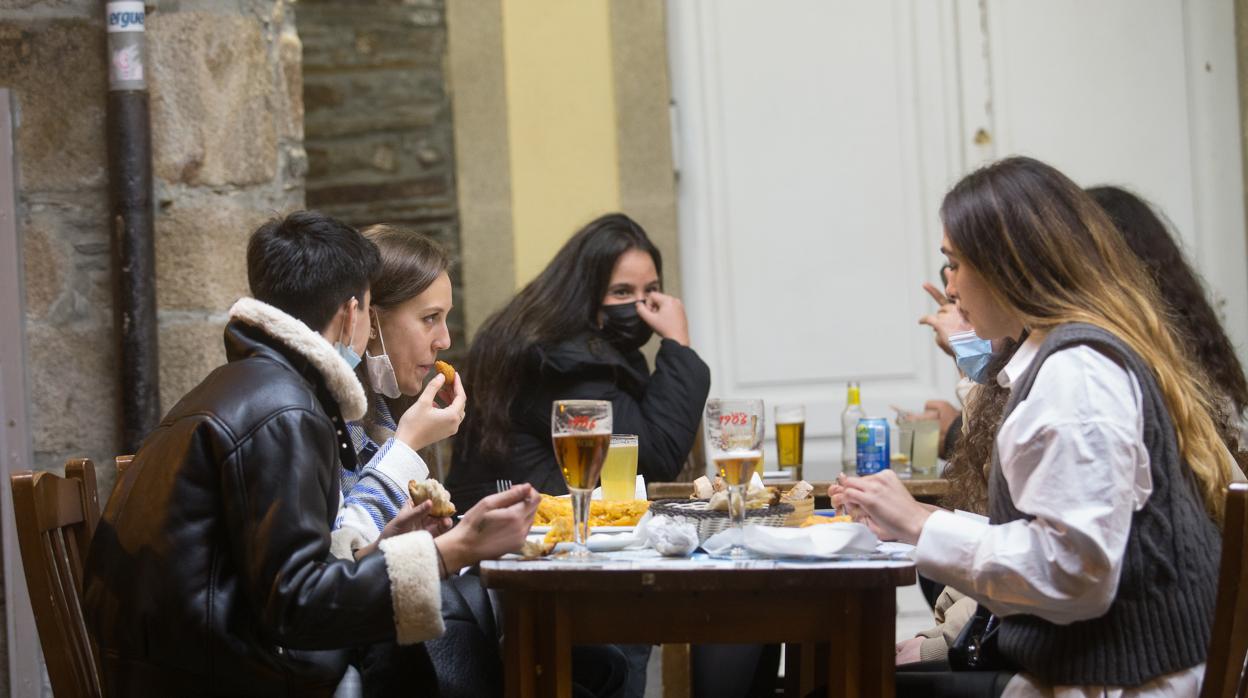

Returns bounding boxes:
[114,455,132,478]
[11,458,104,698]
[1203,482,1248,697]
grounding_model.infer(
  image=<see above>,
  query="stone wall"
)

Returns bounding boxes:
[298,0,464,367]
[3,0,304,500]
[3,1,303,690]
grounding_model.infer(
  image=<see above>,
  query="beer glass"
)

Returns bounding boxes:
[601,434,639,502]
[704,398,764,559]
[551,400,613,559]
[774,404,805,481]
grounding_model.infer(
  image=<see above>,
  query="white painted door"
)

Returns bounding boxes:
[667,0,1248,481]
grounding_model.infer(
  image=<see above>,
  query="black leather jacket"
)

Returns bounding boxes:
[85,301,443,697]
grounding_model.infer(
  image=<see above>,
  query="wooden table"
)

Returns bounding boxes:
[481,555,916,697]
[647,478,950,506]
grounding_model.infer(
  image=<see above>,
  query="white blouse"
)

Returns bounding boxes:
[915,331,1204,697]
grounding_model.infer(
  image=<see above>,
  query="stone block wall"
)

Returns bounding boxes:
[298,0,464,367]
[4,0,305,504]
[3,2,303,692]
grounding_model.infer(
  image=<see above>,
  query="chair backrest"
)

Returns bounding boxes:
[11,458,103,698]
[676,421,706,482]
[1202,482,1248,698]
[114,455,132,478]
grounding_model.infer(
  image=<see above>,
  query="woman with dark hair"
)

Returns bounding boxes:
[1087,186,1248,451]
[448,213,711,508]
[840,156,1233,696]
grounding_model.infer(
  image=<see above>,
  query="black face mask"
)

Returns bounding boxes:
[600,302,654,353]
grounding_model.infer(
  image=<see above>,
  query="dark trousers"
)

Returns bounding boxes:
[692,644,782,698]
[358,641,627,698]
[896,659,1013,698]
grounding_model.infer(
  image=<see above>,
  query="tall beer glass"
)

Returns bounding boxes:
[601,434,639,501]
[551,400,612,559]
[704,398,764,558]
[774,404,805,481]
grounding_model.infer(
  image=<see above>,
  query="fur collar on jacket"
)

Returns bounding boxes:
[228,297,368,421]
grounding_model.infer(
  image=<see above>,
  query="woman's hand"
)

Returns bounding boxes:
[837,470,933,544]
[895,637,924,666]
[353,499,452,560]
[434,484,541,572]
[395,373,467,452]
[635,291,691,346]
[918,282,973,357]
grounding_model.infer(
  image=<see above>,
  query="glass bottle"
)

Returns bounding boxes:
[841,382,865,475]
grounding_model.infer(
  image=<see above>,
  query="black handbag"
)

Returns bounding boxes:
[948,605,1016,672]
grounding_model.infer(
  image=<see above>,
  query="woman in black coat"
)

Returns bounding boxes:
[448,213,711,509]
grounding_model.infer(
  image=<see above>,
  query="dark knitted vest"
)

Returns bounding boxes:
[988,323,1220,686]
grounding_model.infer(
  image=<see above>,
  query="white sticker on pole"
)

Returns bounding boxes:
[106,2,146,33]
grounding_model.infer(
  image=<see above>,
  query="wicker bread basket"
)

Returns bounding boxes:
[648,498,794,544]
[782,497,814,527]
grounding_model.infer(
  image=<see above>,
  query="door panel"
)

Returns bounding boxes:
[668,0,1247,479]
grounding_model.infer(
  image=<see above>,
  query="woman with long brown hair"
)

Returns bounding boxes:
[841,156,1233,695]
[1088,185,1248,452]
[448,213,711,509]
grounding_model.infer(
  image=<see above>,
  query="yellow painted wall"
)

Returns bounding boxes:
[501,0,621,288]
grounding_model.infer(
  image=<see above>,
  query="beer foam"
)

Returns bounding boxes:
[713,450,763,460]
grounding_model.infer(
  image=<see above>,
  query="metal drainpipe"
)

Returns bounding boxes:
[105,1,160,454]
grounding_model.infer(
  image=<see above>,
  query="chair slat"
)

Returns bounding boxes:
[1201,483,1248,697]
[11,459,105,698]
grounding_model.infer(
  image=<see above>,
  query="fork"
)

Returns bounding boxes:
[495,478,513,493]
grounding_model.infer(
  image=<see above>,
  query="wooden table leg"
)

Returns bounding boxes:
[788,641,829,697]
[825,590,895,698]
[860,589,896,698]
[661,644,691,698]
[828,594,858,698]
[536,595,573,698]
[502,590,537,698]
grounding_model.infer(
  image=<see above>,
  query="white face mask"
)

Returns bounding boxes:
[364,319,402,399]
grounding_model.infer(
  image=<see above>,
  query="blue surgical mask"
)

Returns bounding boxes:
[949,331,995,384]
[336,310,363,370]
[336,341,362,370]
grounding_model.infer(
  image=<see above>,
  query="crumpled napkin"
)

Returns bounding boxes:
[585,511,652,552]
[644,515,698,557]
[702,522,881,558]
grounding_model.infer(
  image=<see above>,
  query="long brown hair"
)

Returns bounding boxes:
[459,213,662,463]
[355,224,451,442]
[941,157,1234,521]
[940,339,1020,514]
[1088,186,1247,450]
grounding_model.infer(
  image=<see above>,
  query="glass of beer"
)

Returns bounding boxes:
[601,434,639,501]
[774,404,805,481]
[704,398,764,558]
[551,400,613,559]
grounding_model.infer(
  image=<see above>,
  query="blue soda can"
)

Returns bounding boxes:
[855,418,890,475]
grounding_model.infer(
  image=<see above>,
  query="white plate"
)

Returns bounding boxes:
[530,525,635,534]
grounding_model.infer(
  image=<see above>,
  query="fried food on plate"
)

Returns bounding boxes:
[800,514,853,527]
[533,493,650,528]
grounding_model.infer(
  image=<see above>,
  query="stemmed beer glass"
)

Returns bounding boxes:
[551,400,613,560]
[704,398,764,559]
